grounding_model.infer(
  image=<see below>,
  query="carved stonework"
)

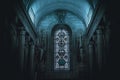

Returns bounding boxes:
[55,10,67,24]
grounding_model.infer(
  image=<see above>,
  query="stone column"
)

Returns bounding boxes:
[88,40,94,73]
[96,26,103,71]
[79,35,83,63]
[18,27,26,73]
[29,41,35,80]
[79,35,82,47]
[80,47,84,64]
[24,35,30,79]
[105,22,110,64]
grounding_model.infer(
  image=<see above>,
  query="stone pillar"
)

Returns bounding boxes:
[79,35,84,64]
[79,35,82,47]
[96,26,103,71]
[88,40,94,74]
[18,27,26,73]
[44,31,46,49]
[105,22,110,63]
[80,47,84,64]
[24,35,30,79]
[29,41,35,80]
[106,23,110,50]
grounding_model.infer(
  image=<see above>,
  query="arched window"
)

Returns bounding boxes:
[54,29,70,70]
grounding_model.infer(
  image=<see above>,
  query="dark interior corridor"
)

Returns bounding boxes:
[0,0,120,80]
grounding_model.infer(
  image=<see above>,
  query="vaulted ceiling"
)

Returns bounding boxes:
[22,0,99,34]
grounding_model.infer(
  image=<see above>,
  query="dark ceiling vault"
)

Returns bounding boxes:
[21,0,100,36]
[24,1,98,24]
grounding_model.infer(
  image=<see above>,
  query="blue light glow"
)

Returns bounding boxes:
[38,11,86,34]
[28,0,96,26]
[26,0,99,35]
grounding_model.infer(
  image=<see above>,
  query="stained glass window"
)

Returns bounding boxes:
[54,29,70,70]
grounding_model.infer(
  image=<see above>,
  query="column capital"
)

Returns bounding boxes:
[18,26,25,30]
[18,27,26,35]
[25,34,30,41]
[92,34,97,41]
[96,26,103,34]
[25,35,30,48]
[29,40,34,46]
[89,40,94,47]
